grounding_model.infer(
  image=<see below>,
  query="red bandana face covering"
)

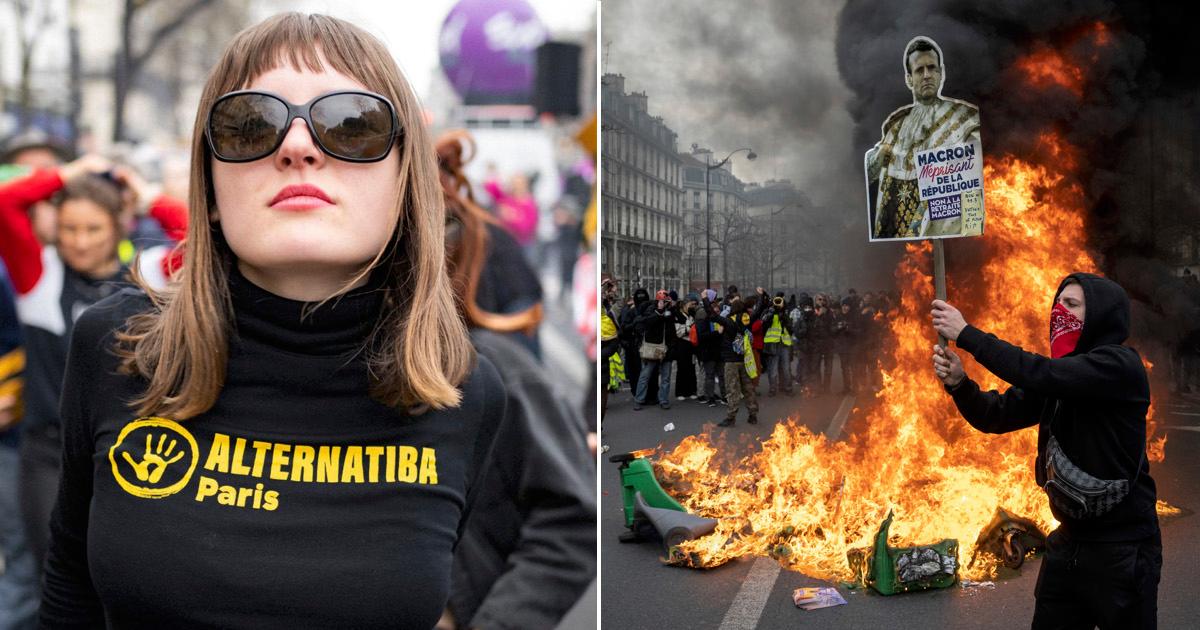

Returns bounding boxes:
[1050,302,1083,358]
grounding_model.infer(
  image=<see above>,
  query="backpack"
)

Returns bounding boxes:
[732,329,749,355]
[790,307,808,339]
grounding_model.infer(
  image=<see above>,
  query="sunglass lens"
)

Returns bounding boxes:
[210,94,287,161]
[311,93,396,160]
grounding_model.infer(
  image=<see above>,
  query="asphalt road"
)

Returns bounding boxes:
[599,368,1200,629]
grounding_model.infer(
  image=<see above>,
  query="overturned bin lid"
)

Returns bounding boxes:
[847,510,958,595]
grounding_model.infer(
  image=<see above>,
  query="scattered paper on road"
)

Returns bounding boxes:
[664,423,675,432]
[792,587,847,611]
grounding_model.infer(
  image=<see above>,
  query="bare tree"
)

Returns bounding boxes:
[711,203,755,288]
[9,0,56,129]
[66,0,81,146]
[111,0,215,141]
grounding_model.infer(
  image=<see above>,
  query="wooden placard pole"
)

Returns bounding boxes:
[933,239,947,348]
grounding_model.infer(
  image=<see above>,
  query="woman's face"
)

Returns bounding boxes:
[509,173,529,196]
[211,57,401,299]
[57,199,119,278]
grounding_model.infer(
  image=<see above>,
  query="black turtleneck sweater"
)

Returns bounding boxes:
[40,269,505,629]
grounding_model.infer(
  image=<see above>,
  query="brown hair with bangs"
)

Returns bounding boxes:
[116,12,475,418]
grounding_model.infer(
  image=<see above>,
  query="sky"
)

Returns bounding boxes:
[284,0,596,98]
[602,0,857,207]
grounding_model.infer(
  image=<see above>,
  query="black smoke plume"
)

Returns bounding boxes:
[835,0,1200,348]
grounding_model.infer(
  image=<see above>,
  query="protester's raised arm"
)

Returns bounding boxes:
[956,325,1148,401]
[0,169,63,294]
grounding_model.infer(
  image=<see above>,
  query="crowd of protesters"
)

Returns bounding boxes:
[601,278,899,426]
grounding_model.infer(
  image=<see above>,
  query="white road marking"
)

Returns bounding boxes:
[825,395,856,439]
[715,396,855,630]
[1164,425,1200,432]
[717,556,782,630]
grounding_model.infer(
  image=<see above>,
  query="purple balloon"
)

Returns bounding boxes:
[439,0,548,104]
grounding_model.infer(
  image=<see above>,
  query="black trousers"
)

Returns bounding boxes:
[674,349,697,398]
[623,344,642,394]
[1031,528,1161,630]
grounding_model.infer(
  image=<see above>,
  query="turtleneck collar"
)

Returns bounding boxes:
[227,264,386,357]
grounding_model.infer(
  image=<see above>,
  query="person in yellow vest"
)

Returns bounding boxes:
[600,277,622,419]
[761,292,795,397]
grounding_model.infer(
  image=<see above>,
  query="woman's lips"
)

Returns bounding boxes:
[269,184,333,211]
[270,195,333,211]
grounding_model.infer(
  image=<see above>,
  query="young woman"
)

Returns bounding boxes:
[40,14,505,629]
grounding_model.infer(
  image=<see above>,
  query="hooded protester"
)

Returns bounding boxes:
[931,273,1159,629]
[620,288,649,395]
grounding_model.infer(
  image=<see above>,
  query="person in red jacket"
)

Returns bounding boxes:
[747,287,768,394]
[0,153,186,583]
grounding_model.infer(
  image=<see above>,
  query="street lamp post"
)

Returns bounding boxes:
[705,147,756,289]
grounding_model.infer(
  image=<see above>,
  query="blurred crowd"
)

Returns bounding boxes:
[601,278,899,425]
[0,117,596,629]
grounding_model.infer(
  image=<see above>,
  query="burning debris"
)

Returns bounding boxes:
[630,8,1181,586]
[847,511,958,595]
[972,507,1047,570]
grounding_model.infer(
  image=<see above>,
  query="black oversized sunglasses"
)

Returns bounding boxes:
[205,90,402,163]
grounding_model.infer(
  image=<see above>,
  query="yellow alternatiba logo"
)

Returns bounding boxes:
[108,417,199,499]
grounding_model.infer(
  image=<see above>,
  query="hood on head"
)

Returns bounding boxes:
[1054,272,1130,354]
[633,288,649,303]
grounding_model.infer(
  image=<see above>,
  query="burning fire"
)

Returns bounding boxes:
[654,36,1170,582]
[1014,49,1084,97]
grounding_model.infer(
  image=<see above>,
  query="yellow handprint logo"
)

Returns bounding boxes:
[122,433,186,483]
[109,417,199,499]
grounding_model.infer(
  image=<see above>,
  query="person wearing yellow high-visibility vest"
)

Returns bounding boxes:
[703,293,765,427]
[600,278,622,419]
[761,292,796,397]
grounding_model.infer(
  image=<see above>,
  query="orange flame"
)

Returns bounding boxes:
[653,32,1170,583]
[1014,49,1085,97]
[658,146,1170,580]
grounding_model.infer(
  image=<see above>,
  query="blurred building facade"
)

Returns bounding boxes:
[600,73,683,294]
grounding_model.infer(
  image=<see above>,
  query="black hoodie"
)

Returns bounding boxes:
[948,273,1157,542]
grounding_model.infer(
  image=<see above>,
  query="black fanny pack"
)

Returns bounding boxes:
[1042,401,1143,520]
